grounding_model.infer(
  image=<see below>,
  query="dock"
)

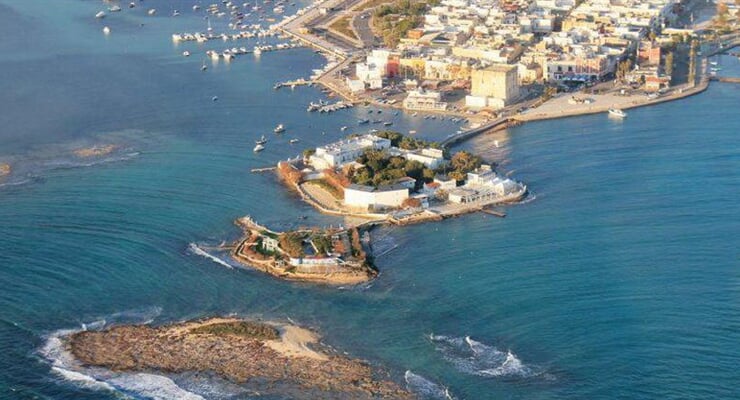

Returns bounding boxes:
[480,208,507,218]
[251,166,276,173]
[710,76,740,84]
[274,79,314,89]
[440,117,512,148]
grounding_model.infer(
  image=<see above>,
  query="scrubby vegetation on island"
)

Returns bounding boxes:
[190,321,280,340]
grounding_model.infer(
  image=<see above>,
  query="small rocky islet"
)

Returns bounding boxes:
[66,317,414,399]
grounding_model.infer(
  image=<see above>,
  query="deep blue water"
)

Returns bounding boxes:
[1,1,739,399]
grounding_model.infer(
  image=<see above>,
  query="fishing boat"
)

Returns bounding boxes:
[273,124,285,133]
[357,118,369,125]
[253,144,265,152]
[383,121,393,126]
[340,126,348,131]
[255,135,268,145]
[289,138,299,144]
[608,108,627,118]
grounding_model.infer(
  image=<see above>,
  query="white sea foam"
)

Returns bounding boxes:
[188,243,234,269]
[429,334,538,378]
[108,373,206,400]
[404,370,455,400]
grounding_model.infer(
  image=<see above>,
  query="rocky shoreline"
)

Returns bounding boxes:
[66,317,413,399]
[0,163,10,177]
[73,144,117,158]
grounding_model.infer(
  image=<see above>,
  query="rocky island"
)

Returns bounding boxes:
[73,144,118,158]
[67,317,413,399]
[232,216,378,285]
[0,163,10,177]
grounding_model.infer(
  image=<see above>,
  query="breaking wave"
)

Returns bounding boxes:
[188,243,234,269]
[39,308,209,400]
[404,371,455,400]
[108,373,205,400]
[429,334,539,379]
[43,152,140,171]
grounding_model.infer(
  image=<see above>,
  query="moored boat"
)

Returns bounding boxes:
[253,144,265,152]
[608,108,626,118]
[273,124,285,133]
[255,135,268,145]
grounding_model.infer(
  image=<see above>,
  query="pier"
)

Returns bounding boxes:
[274,79,314,89]
[480,208,507,218]
[439,117,512,148]
[250,166,276,173]
[710,76,740,84]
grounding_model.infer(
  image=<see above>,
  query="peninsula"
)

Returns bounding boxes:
[66,317,413,399]
[231,216,378,284]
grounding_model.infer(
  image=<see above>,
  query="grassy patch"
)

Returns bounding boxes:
[328,16,359,41]
[190,321,279,340]
[308,179,344,200]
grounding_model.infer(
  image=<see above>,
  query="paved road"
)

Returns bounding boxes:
[353,12,376,47]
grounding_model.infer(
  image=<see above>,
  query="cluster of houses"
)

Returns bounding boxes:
[346,0,684,111]
[306,134,526,211]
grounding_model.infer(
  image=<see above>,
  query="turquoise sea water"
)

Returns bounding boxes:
[1,1,739,399]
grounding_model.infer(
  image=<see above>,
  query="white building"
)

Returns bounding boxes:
[344,184,410,210]
[309,134,392,169]
[403,89,448,111]
[402,148,447,169]
[448,164,526,203]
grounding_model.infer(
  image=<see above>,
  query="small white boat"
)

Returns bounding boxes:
[193,5,201,11]
[408,130,417,135]
[129,2,136,8]
[102,26,111,35]
[172,10,180,17]
[212,96,219,102]
[253,144,265,152]
[255,135,268,145]
[608,108,627,118]
[273,124,285,133]
[289,138,299,144]
[201,64,208,71]
[182,51,190,57]
[109,6,122,12]
[95,11,106,19]
[340,126,348,131]
[147,9,156,15]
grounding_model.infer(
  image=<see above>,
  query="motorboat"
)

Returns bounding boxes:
[340,126,348,131]
[95,11,106,18]
[289,138,299,144]
[255,135,268,145]
[182,50,190,57]
[383,121,393,126]
[102,26,111,34]
[608,108,626,118]
[273,124,285,133]
[109,6,122,12]
[253,144,265,152]
[357,118,369,125]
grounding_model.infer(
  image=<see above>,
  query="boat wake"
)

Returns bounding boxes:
[404,371,456,400]
[188,243,234,269]
[428,334,541,379]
